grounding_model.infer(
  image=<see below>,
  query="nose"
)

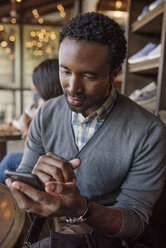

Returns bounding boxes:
[68,75,83,95]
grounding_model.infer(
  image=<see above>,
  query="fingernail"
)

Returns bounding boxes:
[5,179,11,187]
[46,183,55,192]
[50,184,55,192]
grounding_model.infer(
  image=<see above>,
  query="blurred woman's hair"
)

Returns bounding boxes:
[33,59,63,101]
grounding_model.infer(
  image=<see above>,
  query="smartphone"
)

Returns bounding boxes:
[5,170,45,191]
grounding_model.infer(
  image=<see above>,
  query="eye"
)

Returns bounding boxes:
[84,75,97,81]
[61,69,71,75]
[64,71,71,74]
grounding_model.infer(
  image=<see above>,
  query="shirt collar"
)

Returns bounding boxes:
[72,86,117,124]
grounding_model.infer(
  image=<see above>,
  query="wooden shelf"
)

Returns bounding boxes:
[131,1,164,32]
[122,0,166,115]
[128,58,159,73]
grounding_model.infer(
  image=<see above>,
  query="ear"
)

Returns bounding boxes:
[110,66,122,82]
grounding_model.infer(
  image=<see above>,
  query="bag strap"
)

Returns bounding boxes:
[24,215,46,247]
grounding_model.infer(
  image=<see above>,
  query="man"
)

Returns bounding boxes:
[6,12,166,247]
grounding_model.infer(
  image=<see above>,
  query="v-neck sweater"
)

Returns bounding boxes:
[18,94,166,239]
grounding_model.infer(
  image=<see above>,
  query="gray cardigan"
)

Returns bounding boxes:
[18,94,166,239]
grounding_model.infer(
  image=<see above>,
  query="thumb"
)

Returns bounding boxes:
[45,181,74,194]
[45,181,62,193]
[69,158,81,169]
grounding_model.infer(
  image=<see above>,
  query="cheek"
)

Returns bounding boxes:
[90,83,110,100]
[87,82,108,95]
[59,74,67,88]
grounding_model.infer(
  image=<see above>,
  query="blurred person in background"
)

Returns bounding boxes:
[0,58,62,183]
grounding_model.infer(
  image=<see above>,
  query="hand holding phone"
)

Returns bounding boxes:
[5,170,45,191]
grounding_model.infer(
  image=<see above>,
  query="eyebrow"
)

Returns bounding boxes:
[59,65,98,76]
[59,65,69,70]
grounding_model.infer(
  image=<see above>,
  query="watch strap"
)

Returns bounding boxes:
[66,197,91,224]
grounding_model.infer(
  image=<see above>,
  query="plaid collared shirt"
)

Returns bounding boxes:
[72,87,118,151]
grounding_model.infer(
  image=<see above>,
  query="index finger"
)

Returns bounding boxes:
[43,153,77,182]
[34,156,76,183]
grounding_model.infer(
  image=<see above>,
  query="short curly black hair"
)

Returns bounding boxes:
[59,12,127,73]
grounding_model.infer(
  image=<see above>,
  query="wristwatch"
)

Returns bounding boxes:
[66,198,91,224]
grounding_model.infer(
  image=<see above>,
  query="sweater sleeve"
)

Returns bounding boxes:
[17,106,45,173]
[113,117,166,239]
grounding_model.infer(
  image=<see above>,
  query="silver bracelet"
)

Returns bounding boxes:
[66,198,91,224]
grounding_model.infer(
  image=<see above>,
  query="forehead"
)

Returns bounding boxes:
[59,38,110,69]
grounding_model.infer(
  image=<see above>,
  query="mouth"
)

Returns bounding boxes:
[67,96,85,106]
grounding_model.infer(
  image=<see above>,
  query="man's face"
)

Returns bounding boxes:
[59,38,113,117]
